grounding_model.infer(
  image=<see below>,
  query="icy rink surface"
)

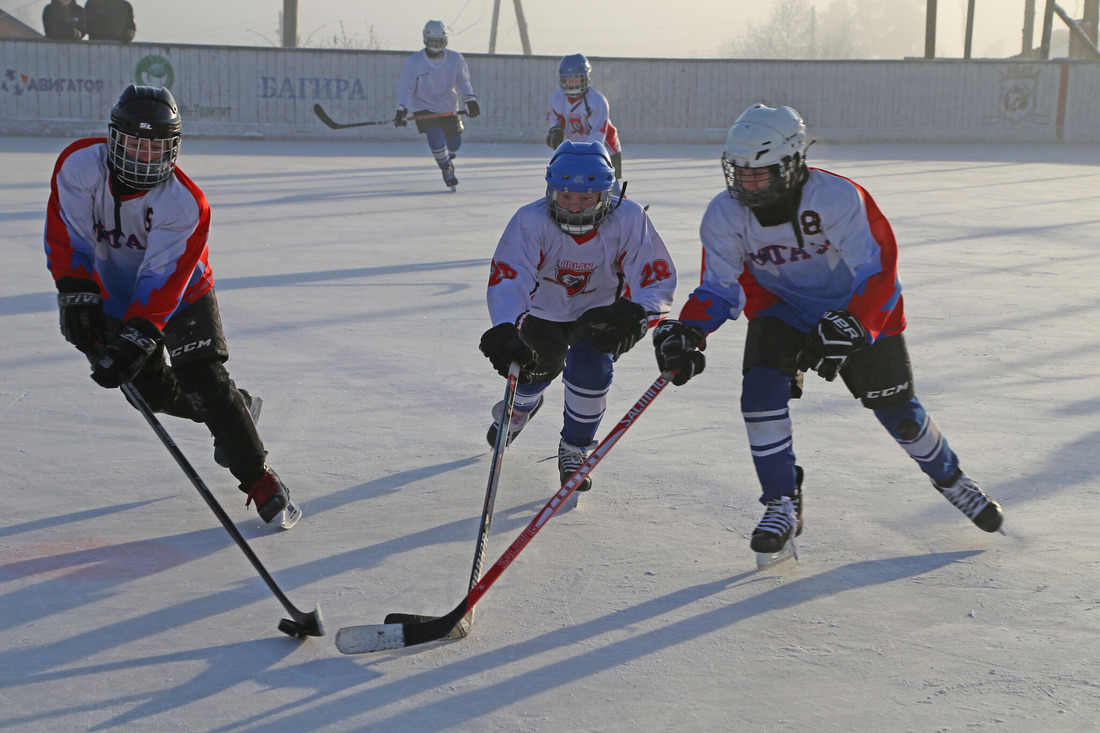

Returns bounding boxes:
[2,136,1099,732]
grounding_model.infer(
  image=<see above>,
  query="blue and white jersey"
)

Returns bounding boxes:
[487,197,675,328]
[680,168,905,342]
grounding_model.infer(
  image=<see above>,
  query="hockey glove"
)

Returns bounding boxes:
[581,298,649,359]
[546,126,565,149]
[393,106,408,127]
[479,323,538,383]
[57,277,107,355]
[90,317,162,388]
[464,98,480,118]
[653,320,706,386]
[796,309,867,382]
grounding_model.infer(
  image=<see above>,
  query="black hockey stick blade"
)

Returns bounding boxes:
[336,601,472,654]
[312,103,389,129]
[119,380,326,640]
[313,103,469,130]
[278,605,326,638]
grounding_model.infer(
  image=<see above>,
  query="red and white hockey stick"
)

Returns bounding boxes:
[335,372,672,654]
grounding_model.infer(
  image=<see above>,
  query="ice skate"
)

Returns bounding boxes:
[442,163,458,191]
[214,389,261,468]
[558,438,594,493]
[752,467,803,569]
[244,468,293,526]
[933,470,1003,533]
[486,395,544,447]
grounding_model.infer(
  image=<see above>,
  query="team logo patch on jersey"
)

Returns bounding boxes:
[549,262,595,297]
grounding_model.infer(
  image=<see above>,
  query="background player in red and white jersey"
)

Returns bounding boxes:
[394,20,480,190]
[546,54,623,192]
[44,84,297,527]
[479,141,675,492]
[653,104,1004,563]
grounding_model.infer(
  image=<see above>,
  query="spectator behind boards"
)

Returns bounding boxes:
[42,0,85,41]
[84,0,135,43]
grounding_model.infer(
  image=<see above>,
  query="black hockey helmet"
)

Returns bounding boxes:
[107,84,182,190]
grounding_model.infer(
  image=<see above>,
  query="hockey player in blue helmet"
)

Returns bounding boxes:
[393,20,481,190]
[479,140,676,493]
[652,103,1004,568]
[546,54,623,192]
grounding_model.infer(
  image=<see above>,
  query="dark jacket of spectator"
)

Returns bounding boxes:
[83,0,135,43]
[43,0,85,41]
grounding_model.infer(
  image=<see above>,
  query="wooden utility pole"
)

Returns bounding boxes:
[488,0,532,55]
[282,0,297,48]
[925,0,937,59]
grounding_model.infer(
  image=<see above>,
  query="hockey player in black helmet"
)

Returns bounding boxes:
[44,83,301,528]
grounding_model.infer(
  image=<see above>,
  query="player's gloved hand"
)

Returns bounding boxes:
[464,97,480,118]
[582,298,649,359]
[393,106,408,127]
[653,320,706,386]
[56,276,107,355]
[479,323,538,383]
[90,317,162,388]
[796,309,867,382]
[546,126,565,149]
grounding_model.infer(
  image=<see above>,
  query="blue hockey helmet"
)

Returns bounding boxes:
[558,53,591,96]
[545,140,616,235]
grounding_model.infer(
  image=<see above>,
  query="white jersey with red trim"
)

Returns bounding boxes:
[682,168,904,341]
[44,137,213,330]
[487,196,675,327]
[397,49,475,114]
[547,87,621,154]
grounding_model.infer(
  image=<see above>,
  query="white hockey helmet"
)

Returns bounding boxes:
[721,103,809,207]
[423,20,448,56]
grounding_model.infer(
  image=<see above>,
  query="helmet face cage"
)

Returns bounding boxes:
[423,20,448,55]
[108,128,181,190]
[721,104,808,207]
[558,54,591,96]
[721,152,804,207]
[545,141,616,235]
[107,84,182,191]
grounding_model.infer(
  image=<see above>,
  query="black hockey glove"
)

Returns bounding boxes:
[464,98,480,118]
[796,309,867,382]
[581,298,649,359]
[90,317,162,388]
[653,320,706,386]
[393,106,408,127]
[479,323,538,383]
[57,276,107,355]
[546,126,564,149]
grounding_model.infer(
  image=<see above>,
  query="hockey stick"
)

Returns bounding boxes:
[335,372,672,654]
[384,362,521,638]
[312,103,467,130]
[119,380,324,639]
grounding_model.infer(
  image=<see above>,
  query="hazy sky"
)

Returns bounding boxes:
[2,0,990,59]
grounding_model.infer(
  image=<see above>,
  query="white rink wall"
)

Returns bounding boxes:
[1,39,1098,143]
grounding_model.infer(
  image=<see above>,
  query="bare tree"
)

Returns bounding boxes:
[721,0,817,59]
[304,22,388,50]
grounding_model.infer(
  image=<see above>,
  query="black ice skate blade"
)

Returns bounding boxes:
[756,542,798,570]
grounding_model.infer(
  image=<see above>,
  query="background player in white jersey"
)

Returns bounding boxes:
[546,54,622,192]
[44,84,296,527]
[479,141,675,491]
[652,104,1004,561]
[394,20,480,190]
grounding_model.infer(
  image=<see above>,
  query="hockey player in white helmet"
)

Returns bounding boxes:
[44,84,300,528]
[479,141,676,493]
[394,20,480,190]
[546,54,623,191]
[653,103,1004,567]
